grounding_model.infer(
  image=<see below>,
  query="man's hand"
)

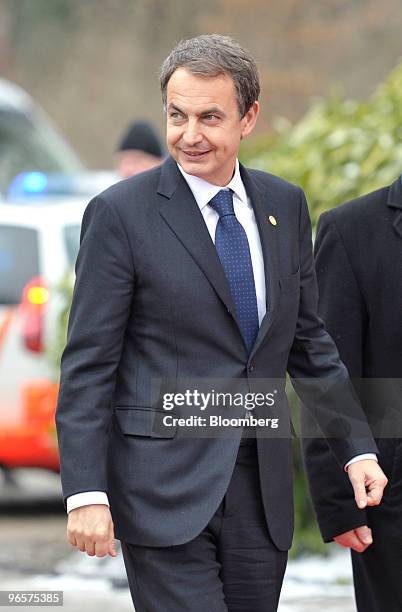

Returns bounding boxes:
[334,525,373,553]
[67,504,116,557]
[347,459,388,509]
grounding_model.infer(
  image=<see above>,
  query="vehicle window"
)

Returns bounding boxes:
[0,226,39,304]
[63,224,81,267]
[0,109,82,194]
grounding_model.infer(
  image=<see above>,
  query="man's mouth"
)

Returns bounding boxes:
[181,150,211,157]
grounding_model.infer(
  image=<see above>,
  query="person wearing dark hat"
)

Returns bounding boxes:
[115,120,164,178]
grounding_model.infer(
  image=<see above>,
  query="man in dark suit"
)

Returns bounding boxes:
[303,176,402,611]
[56,35,387,612]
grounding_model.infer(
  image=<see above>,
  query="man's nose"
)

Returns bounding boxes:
[182,121,203,146]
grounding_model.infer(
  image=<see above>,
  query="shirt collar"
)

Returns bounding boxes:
[177,159,248,212]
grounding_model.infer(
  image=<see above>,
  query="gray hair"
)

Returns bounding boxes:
[160,34,260,118]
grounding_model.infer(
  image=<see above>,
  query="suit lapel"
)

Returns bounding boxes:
[240,165,281,358]
[157,158,240,329]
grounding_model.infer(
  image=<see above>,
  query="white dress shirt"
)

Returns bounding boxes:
[66,160,375,513]
[177,159,266,325]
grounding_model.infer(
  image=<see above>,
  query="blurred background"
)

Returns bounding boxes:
[1,0,402,166]
[0,1,401,610]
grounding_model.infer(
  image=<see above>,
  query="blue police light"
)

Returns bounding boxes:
[5,170,118,203]
[23,172,48,193]
[7,172,48,199]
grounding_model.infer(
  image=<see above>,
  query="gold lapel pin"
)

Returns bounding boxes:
[268,215,277,226]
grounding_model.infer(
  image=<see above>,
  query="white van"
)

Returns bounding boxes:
[0,200,87,427]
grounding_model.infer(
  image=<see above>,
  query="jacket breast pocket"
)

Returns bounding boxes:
[278,269,300,295]
[114,406,176,438]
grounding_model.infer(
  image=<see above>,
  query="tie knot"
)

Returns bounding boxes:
[209,189,234,218]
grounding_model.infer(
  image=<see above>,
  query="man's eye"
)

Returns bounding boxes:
[170,112,183,120]
[205,114,218,121]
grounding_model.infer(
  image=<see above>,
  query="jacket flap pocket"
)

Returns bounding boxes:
[279,269,300,294]
[114,406,176,438]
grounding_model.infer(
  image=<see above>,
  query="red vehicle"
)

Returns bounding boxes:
[0,378,60,472]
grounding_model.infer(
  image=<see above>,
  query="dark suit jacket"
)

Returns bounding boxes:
[303,176,402,542]
[56,157,377,551]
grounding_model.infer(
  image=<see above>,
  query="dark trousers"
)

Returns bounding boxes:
[121,442,287,612]
[352,439,402,612]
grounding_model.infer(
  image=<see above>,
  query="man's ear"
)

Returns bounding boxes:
[241,101,260,139]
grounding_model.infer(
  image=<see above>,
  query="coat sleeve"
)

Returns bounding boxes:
[287,191,377,470]
[301,210,368,541]
[55,195,135,503]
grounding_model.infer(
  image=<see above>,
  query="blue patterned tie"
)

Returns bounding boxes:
[209,190,259,354]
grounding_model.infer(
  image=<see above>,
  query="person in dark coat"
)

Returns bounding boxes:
[303,175,402,612]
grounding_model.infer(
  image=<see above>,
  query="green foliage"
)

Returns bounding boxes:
[241,62,402,226]
[47,271,74,380]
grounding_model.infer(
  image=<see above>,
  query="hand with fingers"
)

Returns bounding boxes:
[67,504,116,558]
[334,525,373,553]
[347,459,388,510]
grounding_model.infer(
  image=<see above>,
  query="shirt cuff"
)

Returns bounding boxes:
[344,453,378,472]
[66,491,110,513]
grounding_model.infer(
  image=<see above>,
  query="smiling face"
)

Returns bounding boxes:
[166,68,259,186]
